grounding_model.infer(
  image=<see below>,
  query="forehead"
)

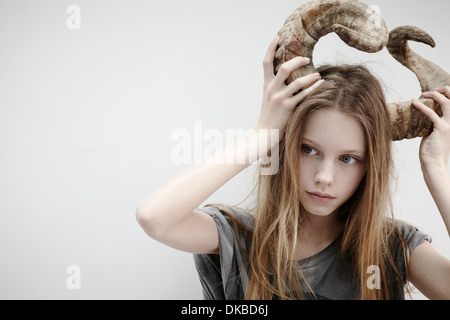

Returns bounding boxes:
[302,109,366,153]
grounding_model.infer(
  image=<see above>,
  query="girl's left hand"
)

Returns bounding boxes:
[412,86,450,172]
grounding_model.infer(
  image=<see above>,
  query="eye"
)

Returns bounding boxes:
[301,145,318,156]
[340,155,357,165]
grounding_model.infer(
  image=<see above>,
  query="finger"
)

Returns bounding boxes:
[283,72,321,96]
[273,56,311,88]
[422,90,450,117]
[412,98,442,124]
[432,86,450,99]
[290,79,325,106]
[263,35,280,82]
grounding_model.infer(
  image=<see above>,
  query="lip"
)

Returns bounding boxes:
[307,192,336,202]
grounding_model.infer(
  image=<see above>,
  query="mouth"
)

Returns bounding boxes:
[307,192,336,202]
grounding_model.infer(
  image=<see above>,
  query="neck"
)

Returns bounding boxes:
[302,211,344,245]
[294,210,344,260]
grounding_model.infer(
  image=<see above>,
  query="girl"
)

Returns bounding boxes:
[136,36,450,299]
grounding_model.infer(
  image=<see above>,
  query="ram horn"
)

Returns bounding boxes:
[274,0,389,83]
[387,26,450,140]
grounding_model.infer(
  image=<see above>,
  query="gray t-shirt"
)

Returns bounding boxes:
[193,205,432,300]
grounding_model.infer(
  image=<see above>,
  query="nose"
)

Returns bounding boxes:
[314,159,334,186]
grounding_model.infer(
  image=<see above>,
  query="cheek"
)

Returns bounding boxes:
[298,157,312,185]
[338,167,366,195]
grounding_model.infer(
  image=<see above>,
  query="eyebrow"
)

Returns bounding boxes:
[302,137,366,156]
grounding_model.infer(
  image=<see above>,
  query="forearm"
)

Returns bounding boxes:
[422,165,450,236]
[137,35,321,237]
[136,128,279,233]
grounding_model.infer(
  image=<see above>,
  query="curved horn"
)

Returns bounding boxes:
[387,26,450,140]
[388,99,442,141]
[274,0,389,84]
[387,25,450,92]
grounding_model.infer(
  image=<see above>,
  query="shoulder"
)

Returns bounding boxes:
[387,219,450,299]
[195,204,254,254]
[394,220,450,299]
[196,204,255,232]
[407,239,450,299]
[384,219,432,286]
[194,205,254,299]
[392,219,432,255]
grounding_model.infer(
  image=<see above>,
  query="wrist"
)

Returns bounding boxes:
[205,128,280,167]
[421,162,449,182]
[249,127,281,157]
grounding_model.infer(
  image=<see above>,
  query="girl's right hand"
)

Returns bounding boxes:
[255,35,324,136]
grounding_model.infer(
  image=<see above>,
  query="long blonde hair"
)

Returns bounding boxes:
[211,65,408,299]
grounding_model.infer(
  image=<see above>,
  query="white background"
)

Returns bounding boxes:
[0,0,449,299]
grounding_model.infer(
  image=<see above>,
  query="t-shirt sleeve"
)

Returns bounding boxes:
[392,220,432,284]
[192,205,252,300]
[397,220,432,256]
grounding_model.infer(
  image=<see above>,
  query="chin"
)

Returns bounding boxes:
[306,208,335,217]
[302,203,339,217]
